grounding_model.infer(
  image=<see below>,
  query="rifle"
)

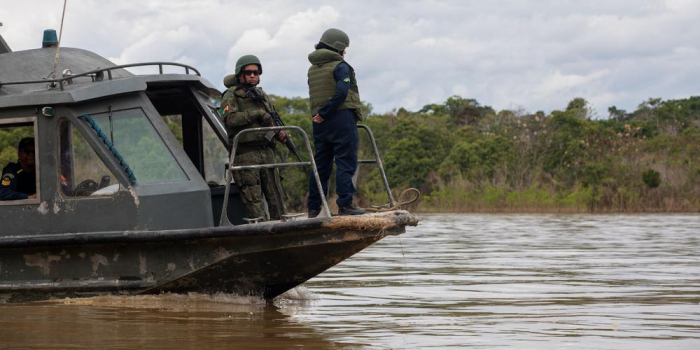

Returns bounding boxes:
[247,88,304,164]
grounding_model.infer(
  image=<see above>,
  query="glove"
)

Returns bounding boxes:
[258,112,272,125]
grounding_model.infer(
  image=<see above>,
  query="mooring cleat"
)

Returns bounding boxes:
[243,217,264,224]
[281,213,305,222]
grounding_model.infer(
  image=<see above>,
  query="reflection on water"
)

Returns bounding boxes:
[1,214,699,349]
[0,289,347,349]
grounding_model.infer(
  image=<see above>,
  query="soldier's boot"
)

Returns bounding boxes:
[308,209,320,218]
[338,204,365,216]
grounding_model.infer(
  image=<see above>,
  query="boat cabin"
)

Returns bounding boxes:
[0,31,417,303]
[0,44,247,236]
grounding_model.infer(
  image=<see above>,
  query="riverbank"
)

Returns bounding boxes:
[262,94,700,215]
[412,185,700,213]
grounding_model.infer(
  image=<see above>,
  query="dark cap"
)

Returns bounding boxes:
[18,137,34,151]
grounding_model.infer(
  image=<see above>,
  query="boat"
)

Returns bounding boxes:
[0,30,418,303]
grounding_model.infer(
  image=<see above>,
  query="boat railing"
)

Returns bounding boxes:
[357,124,397,207]
[219,125,331,226]
[0,62,200,91]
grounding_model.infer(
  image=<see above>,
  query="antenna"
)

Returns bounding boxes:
[0,22,11,54]
[50,0,68,84]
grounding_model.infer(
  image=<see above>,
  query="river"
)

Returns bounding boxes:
[1,214,699,349]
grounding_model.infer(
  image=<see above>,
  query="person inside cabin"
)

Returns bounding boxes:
[0,137,37,200]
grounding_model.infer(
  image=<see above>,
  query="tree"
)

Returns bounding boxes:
[566,97,593,120]
[420,96,495,127]
[608,106,628,121]
[642,169,661,189]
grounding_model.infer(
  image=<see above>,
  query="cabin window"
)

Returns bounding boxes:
[0,118,39,203]
[160,114,228,186]
[91,109,187,184]
[58,119,119,197]
[202,116,229,185]
[148,87,229,186]
[163,115,184,148]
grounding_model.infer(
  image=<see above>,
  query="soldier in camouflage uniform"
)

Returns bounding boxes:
[220,55,287,221]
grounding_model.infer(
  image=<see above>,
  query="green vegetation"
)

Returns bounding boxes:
[93,111,186,184]
[0,125,33,168]
[271,95,700,213]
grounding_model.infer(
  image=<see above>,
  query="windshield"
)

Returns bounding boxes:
[92,109,187,184]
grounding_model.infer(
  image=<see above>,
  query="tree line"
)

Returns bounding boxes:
[274,95,700,213]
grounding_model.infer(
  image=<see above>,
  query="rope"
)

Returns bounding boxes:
[79,114,137,184]
[51,0,68,81]
[365,187,421,212]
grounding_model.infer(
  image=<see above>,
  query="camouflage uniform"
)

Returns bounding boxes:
[220,85,287,221]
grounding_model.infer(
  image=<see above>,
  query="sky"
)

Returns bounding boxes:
[1,0,699,116]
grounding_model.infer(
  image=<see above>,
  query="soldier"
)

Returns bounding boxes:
[220,55,287,221]
[0,137,37,200]
[306,28,366,217]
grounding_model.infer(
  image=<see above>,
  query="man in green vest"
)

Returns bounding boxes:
[307,28,366,217]
[220,55,287,221]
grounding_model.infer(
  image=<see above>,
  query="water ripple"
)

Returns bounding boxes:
[1,214,698,349]
[302,214,700,349]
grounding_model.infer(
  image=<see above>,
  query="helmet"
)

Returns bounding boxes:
[319,28,349,52]
[18,137,34,151]
[234,55,262,76]
[223,74,237,88]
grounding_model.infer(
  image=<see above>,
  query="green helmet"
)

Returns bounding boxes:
[234,54,262,75]
[319,28,349,51]
[223,74,237,88]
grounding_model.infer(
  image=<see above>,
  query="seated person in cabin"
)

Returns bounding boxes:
[0,137,37,200]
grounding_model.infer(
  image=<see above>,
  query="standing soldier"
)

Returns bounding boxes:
[220,55,287,221]
[306,28,366,217]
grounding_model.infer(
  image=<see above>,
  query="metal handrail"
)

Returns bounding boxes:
[218,126,330,226]
[0,62,201,91]
[357,124,397,207]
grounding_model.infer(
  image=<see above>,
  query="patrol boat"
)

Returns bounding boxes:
[0,31,418,302]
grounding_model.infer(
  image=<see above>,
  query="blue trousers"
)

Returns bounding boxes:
[308,110,358,211]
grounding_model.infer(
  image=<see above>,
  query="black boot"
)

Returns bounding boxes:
[308,209,321,218]
[338,204,366,216]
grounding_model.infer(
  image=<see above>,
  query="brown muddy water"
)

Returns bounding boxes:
[1,214,699,349]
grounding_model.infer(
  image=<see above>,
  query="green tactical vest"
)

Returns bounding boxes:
[307,49,363,121]
[225,86,275,146]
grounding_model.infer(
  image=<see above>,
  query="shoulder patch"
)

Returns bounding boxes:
[220,100,237,116]
[343,77,351,83]
[1,174,12,186]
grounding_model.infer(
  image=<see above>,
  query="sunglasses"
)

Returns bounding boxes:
[21,148,35,155]
[242,70,261,77]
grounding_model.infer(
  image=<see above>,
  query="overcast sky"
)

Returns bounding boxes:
[2,0,699,116]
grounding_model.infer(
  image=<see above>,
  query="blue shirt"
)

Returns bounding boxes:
[317,62,351,119]
[0,162,35,200]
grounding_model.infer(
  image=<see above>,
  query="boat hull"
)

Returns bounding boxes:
[0,211,417,302]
